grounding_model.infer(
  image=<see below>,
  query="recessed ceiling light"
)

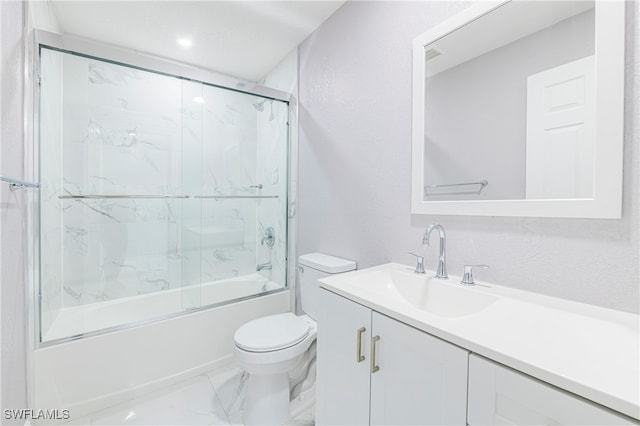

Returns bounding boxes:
[192,96,205,104]
[177,38,192,47]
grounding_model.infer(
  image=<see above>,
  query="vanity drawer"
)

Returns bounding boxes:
[467,355,636,425]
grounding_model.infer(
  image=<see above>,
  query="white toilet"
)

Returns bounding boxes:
[234,253,356,425]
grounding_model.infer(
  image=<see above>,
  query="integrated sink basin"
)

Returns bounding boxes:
[340,265,498,318]
[389,269,498,317]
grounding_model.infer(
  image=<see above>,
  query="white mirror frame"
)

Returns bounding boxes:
[411,0,625,218]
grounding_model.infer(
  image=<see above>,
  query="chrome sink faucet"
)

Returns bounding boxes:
[423,223,448,279]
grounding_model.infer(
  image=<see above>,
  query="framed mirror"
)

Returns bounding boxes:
[411,0,625,218]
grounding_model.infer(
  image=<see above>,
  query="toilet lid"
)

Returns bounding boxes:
[234,312,310,352]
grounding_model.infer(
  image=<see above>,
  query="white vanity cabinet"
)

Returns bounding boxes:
[468,355,636,425]
[316,289,469,425]
[316,287,371,425]
[369,309,468,425]
[318,263,639,424]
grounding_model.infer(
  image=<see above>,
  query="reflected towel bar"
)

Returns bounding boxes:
[1,176,40,191]
[58,195,190,199]
[424,180,488,196]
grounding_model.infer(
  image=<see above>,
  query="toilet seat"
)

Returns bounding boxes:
[235,312,310,352]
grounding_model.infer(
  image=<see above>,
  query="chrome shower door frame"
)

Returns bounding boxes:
[29,29,294,349]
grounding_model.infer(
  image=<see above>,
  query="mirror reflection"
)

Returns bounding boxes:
[423,1,595,201]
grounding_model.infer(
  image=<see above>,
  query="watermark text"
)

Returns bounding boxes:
[3,408,70,421]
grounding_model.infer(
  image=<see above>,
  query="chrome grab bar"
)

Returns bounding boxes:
[59,195,190,199]
[57,194,279,200]
[195,195,279,199]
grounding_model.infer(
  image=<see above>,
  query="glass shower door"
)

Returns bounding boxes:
[38,46,289,344]
[182,80,289,309]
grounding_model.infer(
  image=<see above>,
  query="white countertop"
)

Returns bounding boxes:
[319,263,640,420]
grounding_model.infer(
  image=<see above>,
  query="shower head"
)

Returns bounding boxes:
[253,99,274,112]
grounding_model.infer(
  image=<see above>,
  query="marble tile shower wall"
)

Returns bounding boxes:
[181,81,260,292]
[39,49,288,336]
[56,54,184,310]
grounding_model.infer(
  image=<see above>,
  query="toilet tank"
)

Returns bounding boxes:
[298,253,357,320]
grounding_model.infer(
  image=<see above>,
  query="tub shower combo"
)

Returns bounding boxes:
[24,32,294,414]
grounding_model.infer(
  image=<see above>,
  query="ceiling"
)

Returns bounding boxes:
[50,1,345,82]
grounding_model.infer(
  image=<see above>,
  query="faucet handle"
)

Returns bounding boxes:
[408,252,426,275]
[461,264,489,286]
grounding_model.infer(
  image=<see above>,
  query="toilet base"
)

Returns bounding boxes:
[243,372,290,425]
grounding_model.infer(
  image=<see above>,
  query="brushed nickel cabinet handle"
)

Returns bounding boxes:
[356,327,366,363]
[371,335,380,373]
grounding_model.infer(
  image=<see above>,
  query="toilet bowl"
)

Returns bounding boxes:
[234,313,317,425]
[233,253,356,425]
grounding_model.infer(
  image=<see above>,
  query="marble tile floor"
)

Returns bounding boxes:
[64,364,314,426]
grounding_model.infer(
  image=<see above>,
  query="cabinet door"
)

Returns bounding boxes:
[369,312,468,425]
[316,289,372,425]
[468,355,635,425]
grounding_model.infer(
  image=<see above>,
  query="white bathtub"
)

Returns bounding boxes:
[42,274,283,342]
[32,278,290,420]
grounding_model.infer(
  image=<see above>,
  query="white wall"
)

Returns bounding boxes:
[0,1,29,422]
[298,1,639,314]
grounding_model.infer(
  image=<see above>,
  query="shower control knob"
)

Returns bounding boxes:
[261,226,275,247]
